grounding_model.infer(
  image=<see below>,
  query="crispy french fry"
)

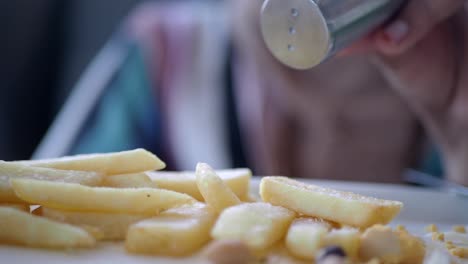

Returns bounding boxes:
[286,218,360,261]
[322,227,360,259]
[359,225,402,263]
[102,173,155,188]
[266,243,310,264]
[126,203,217,256]
[285,218,331,260]
[396,227,425,264]
[147,168,251,201]
[359,225,424,264]
[0,161,103,185]
[211,203,295,251]
[260,177,403,228]
[14,148,165,175]
[0,161,103,203]
[0,203,30,212]
[0,183,23,203]
[201,240,254,264]
[195,163,241,213]
[80,225,105,240]
[0,207,95,248]
[42,207,150,240]
[11,178,196,214]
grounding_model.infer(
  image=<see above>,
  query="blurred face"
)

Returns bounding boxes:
[229,0,420,182]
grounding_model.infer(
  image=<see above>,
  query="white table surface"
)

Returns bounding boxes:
[2,177,468,264]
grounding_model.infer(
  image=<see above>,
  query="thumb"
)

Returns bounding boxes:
[375,0,465,55]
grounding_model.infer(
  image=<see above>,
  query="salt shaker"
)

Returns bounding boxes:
[261,0,405,69]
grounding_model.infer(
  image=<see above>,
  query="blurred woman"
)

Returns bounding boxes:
[58,0,467,186]
[230,0,468,184]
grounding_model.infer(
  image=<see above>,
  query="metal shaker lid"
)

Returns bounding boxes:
[261,0,331,70]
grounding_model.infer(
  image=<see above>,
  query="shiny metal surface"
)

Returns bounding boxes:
[261,0,404,69]
[261,0,330,70]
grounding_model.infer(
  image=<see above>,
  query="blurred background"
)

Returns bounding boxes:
[0,0,146,160]
[0,0,445,183]
[0,0,244,172]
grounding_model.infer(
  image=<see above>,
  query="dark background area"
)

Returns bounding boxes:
[0,0,143,160]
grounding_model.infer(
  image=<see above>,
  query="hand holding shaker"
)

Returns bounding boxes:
[261,0,405,70]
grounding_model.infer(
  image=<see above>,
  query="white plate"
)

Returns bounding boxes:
[2,177,468,264]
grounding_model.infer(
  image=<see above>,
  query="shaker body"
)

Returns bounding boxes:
[261,0,405,70]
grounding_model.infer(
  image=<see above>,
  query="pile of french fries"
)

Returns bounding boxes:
[0,148,427,263]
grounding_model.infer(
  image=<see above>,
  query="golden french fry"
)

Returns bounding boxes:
[322,227,360,259]
[195,163,241,213]
[102,173,156,188]
[11,178,196,214]
[201,240,254,264]
[42,207,150,240]
[0,183,24,203]
[79,225,105,240]
[285,218,331,260]
[260,177,403,228]
[0,203,30,212]
[126,203,217,256]
[395,227,425,264]
[147,168,251,201]
[286,218,360,261]
[266,243,310,264]
[0,207,95,248]
[211,203,295,251]
[0,161,103,185]
[359,225,402,263]
[0,160,103,203]
[14,148,165,175]
[359,225,424,264]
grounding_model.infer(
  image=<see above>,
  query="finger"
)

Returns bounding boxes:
[375,0,465,55]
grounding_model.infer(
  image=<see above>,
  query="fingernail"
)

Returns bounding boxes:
[383,20,409,44]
